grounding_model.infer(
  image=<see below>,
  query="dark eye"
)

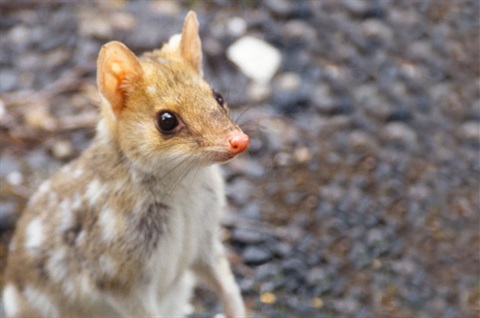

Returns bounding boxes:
[213,90,224,107]
[156,111,179,134]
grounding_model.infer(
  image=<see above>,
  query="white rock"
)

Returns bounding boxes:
[52,140,74,159]
[0,99,6,123]
[6,171,23,186]
[274,72,301,91]
[227,17,247,37]
[247,82,271,102]
[227,36,282,84]
[383,122,417,145]
[459,121,480,143]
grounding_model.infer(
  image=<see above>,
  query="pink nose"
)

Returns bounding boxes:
[228,132,249,155]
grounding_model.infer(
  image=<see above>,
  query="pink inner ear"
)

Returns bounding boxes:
[110,62,124,75]
[97,41,144,116]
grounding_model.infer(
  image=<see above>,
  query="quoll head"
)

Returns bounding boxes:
[96,11,248,173]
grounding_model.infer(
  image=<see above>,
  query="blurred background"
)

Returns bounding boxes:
[0,0,479,317]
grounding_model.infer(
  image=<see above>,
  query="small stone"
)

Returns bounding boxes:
[247,82,271,102]
[274,152,291,166]
[203,37,223,56]
[334,298,360,315]
[361,19,393,41]
[342,0,369,16]
[52,140,75,160]
[353,84,390,119]
[372,258,382,270]
[306,267,326,285]
[382,122,417,145]
[283,20,317,42]
[347,130,377,152]
[227,36,282,84]
[78,12,113,39]
[0,99,5,121]
[243,246,273,265]
[0,69,18,92]
[150,0,181,15]
[6,171,23,186]
[24,104,58,131]
[8,24,30,47]
[274,72,301,91]
[271,80,309,113]
[109,12,137,31]
[271,241,292,258]
[312,84,335,113]
[264,0,293,17]
[227,17,247,37]
[260,292,277,304]
[311,297,324,309]
[242,203,261,220]
[458,121,480,144]
[231,228,264,245]
[293,146,312,164]
[392,259,416,276]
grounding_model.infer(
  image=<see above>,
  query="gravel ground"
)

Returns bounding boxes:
[0,1,479,317]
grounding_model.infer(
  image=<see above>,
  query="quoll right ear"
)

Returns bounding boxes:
[97,41,143,118]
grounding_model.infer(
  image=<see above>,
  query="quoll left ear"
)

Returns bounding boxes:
[97,41,144,118]
[180,11,203,74]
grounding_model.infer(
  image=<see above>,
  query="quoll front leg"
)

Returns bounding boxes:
[194,241,246,318]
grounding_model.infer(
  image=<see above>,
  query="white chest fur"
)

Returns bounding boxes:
[128,165,225,314]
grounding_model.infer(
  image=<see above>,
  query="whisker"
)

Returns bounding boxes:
[160,153,191,180]
[166,157,199,196]
[234,104,255,126]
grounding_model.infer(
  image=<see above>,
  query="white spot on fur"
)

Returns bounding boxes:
[63,271,92,297]
[166,34,181,52]
[99,255,117,277]
[48,191,59,206]
[37,180,51,195]
[96,118,111,142]
[30,180,52,203]
[71,192,83,210]
[63,279,76,298]
[98,206,120,241]
[79,273,93,295]
[23,286,60,318]
[60,165,71,174]
[58,199,73,232]
[73,167,84,179]
[77,230,86,244]
[25,218,44,251]
[86,179,105,206]
[47,248,68,283]
[132,199,146,215]
[3,284,20,316]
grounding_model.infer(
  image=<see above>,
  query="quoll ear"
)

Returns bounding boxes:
[180,11,203,74]
[97,41,143,118]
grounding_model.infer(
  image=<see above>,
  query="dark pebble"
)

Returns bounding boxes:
[231,228,265,245]
[243,246,274,266]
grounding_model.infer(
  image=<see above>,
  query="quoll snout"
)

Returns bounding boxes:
[228,132,249,156]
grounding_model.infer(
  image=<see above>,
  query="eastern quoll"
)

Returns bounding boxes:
[3,11,248,318]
